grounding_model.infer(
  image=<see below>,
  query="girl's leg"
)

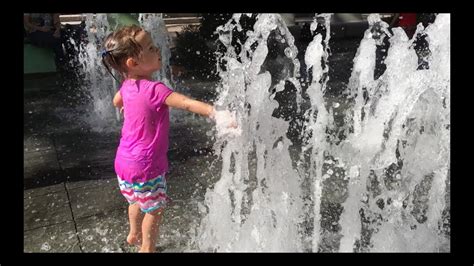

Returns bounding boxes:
[139,208,164,252]
[127,203,144,246]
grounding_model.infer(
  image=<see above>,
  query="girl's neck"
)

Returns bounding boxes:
[126,73,153,81]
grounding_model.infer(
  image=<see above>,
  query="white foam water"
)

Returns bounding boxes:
[336,13,450,252]
[191,13,450,252]
[194,14,306,252]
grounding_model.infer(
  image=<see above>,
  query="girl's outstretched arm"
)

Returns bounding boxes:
[165,92,214,118]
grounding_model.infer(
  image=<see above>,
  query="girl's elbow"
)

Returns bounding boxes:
[113,99,122,107]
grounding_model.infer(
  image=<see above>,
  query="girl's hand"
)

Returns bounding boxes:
[213,109,241,137]
[213,109,238,129]
[120,107,124,114]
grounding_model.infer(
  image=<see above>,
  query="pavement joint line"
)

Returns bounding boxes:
[51,136,63,171]
[72,213,106,221]
[64,241,80,253]
[63,182,84,252]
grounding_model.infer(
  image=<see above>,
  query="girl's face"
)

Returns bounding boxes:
[133,30,162,75]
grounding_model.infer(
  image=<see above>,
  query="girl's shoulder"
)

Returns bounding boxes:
[120,79,164,90]
[142,79,166,87]
[140,79,173,92]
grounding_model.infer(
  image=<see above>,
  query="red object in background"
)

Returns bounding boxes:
[398,13,417,27]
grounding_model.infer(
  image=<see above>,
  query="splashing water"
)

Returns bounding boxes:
[301,13,332,252]
[77,14,120,132]
[336,13,450,252]
[190,13,450,252]
[195,14,306,252]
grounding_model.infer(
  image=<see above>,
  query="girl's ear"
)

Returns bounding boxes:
[125,57,138,69]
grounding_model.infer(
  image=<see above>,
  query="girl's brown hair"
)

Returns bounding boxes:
[101,25,145,81]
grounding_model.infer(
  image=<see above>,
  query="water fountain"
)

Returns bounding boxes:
[70,12,449,252]
[191,13,450,252]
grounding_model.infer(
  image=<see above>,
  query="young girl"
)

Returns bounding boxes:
[101,25,234,252]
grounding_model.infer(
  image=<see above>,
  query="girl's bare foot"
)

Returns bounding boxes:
[138,247,156,253]
[127,232,142,246]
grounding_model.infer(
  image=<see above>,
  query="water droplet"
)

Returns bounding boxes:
[40,242,51,251]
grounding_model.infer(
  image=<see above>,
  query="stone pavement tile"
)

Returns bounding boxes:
[24,187,73,231]
[24,98,65,136]
[66,178,117,190]
[67,178,127,219]
[24,183,65,199]
[23,170,65,190]
[57,147,118,170]
[24,221,81,253]
[167,161,205,202]
[169,154,220,196]
[24,149,61,179]
[53,131,120,152]
[61,165,117,184]
[157,199,202,252]
[75,208,131,253]
[56,146,117,169]
[24,134,55,152]
[54,132,119,170]
[24,95,58,113]
[24,73,59,92]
